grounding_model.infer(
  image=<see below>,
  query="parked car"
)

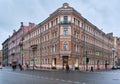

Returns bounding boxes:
[117,66,120,69]
[112,66,117,70]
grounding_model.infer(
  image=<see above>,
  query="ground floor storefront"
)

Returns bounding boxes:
[23,54,113,71]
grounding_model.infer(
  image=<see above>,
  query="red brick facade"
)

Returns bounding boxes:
[23,3,114,71]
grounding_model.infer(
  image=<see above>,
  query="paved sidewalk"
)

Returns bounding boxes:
[3,66,114,74]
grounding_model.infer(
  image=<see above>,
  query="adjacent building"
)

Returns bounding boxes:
[0,50,2,63]
[2,22,35,66]
[116,37,120,65]
[2,38,9,66]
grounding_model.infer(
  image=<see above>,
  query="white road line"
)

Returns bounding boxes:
[74,81,81,84]
[44,77,48,79]
[55,78,60,80]
[61,79,65,82]
[67,80,73,83]
[83,83,86,84]
[49,78,54,80]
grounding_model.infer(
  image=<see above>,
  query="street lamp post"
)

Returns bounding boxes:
[31,44,37,71]
[112,48,115,66]
[86,51,89,71]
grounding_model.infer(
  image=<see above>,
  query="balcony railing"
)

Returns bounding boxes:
[60,21,71,25]
[60,50,71,54]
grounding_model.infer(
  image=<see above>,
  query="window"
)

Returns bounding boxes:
[56,18,58,24]
[64,16,68,23]
[48,35,49,40]
[63,28,68,35]
[45,36,46,41]
[52,32,56,38]
[76,45,78,52]
[78,21,80,27]
[48,59,50,64]
[45,25,46,30]
[52,44,56,52]
[82,23,84,28]
[51,21,53,27]
[74,18,75,24]
[48,23,49,29]
[74,31,79,38]
[63,42,68,50]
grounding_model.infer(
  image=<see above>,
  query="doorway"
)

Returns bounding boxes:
[62,56,69,70]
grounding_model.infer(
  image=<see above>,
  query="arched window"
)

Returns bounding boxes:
[63,42,68,50]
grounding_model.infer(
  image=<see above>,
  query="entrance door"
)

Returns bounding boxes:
[62,56,68,70]
[75,58,79,70]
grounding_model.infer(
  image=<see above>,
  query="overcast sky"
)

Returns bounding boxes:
[0,0,120,49]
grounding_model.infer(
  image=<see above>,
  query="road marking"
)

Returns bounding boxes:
[49,78,54,80]
[44,77,48,79]
[61,79,65,82]
[67,80,73,82]
[113,78,120,80]
[55,78,60,80]
[74,81,81,84]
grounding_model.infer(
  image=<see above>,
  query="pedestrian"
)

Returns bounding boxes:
[25,62,29,70]
[90,66,93,72]
[105,63,107,70]
[18,64,23,71]
[72,64,75,72]
[12,62,17,71]
[0,62,2,70]
[66,63,69,73]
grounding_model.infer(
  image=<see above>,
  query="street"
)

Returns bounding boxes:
[1,67,120,84]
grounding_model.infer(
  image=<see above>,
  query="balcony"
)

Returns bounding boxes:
[60,21,71,25]
[60,50,71,54]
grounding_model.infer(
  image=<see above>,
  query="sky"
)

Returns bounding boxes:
[0,0,120,49]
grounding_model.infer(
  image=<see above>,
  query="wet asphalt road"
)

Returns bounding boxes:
[1,67,120,84]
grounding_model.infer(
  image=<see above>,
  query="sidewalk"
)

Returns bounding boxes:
[3,66,113,73]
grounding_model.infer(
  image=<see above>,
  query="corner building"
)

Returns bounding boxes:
[23,3,114,71]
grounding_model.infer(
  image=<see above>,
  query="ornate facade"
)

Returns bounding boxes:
[23,3,114,71]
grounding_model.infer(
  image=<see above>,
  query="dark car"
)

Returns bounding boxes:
[112,66,117,70]
[117,66,120,69]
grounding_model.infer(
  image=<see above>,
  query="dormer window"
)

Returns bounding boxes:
[63,3,69,8]
[64,5,67,8]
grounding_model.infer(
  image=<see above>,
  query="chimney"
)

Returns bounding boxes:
[29,22,35,28]
[13,29,16,34]
[21,22,24,27]
[9,35,11,38]
[107,32,113,36]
